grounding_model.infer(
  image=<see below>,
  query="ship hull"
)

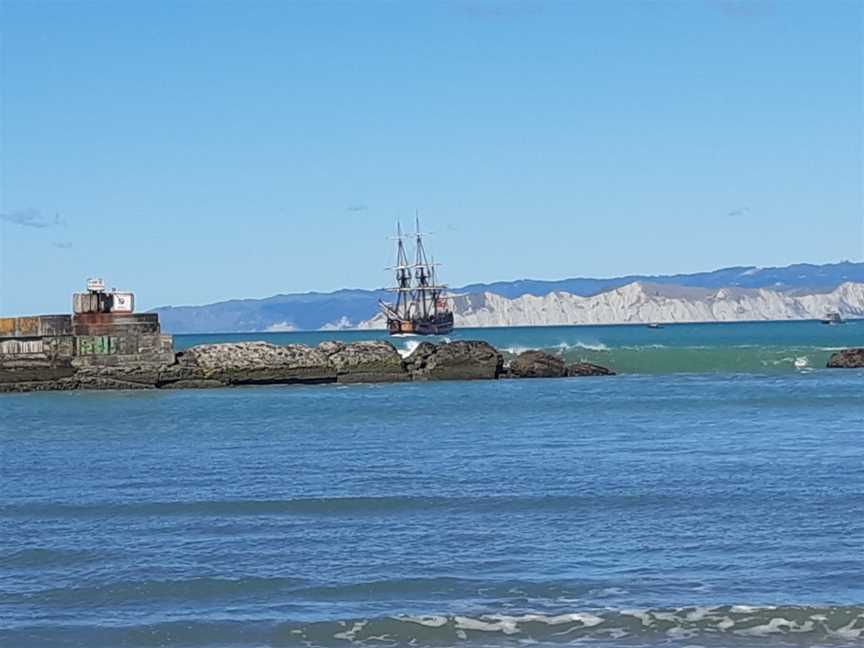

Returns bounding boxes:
[387,312,454,336]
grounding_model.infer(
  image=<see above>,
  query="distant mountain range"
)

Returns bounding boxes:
[153,262,864,333]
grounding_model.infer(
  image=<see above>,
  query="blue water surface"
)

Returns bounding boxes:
[2,365,863,646]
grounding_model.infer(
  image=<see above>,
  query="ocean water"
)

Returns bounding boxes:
[2,322,864,647]
[173,319,864,374]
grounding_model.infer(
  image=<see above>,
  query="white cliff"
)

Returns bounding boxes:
[355,282,864,329]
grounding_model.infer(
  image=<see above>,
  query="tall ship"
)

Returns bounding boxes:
[379,218,454,335]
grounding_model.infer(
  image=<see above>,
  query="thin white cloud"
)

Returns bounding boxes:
[0,208,67,228]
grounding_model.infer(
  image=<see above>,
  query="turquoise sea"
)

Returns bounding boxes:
[176,319,864,374]
[2,320,863,647]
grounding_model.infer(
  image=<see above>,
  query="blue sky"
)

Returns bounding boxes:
[1,0,862,314]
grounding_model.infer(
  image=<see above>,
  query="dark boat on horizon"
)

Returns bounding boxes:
[379,218,454,336]
[821,311,844,325]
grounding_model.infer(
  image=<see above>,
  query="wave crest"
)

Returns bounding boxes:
[284,605,864,645]
[5,605,863,646]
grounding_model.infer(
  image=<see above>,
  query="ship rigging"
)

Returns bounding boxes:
[379,218,454,335]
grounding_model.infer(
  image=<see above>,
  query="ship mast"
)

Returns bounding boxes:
[380,215,450,330]
[412,214,444,318]
[393,221,413,320]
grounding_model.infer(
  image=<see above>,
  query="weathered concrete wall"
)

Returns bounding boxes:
[0,311,174,391]
[0,315,73,339]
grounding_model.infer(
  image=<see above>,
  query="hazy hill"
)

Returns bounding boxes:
[153,262,864,333]
[458,262,864,299]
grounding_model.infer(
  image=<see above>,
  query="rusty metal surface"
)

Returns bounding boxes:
[16,317,40,336]
[0,315,73,339]
[72,313,159,336]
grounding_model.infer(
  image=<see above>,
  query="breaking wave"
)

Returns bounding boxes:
[501,341,611,355]
[8,605,863,646]
[498,344,845,374]
[394,337,452,358]
[293,606,864,645]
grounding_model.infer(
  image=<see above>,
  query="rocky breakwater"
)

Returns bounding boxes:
[504,350,615,378]
[0,340,615,393]
[826,348,864,369]
[402,340,503,381]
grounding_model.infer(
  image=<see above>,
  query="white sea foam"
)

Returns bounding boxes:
[396,340,421,358]
[667,625,697,639]
[322,607,864,644]
[489,613,604,627]
[554,341,610,352]
[684,607,712,622]
[572,341,610,351]
[730,604,769,613]
[332,620,367,641]
[454,616,519,634]
[716,616,735,630]
[502,342,611,355]
[501,345,532,355]
[831,618,864,640]
[734,617,801,637]
[403,615,448,628]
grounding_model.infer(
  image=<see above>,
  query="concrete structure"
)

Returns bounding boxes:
[0,281,173,388]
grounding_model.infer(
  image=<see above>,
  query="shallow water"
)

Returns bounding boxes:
[175,319,864,374]
[2,366,863,646]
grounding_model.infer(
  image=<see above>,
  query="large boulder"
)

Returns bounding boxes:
[319,340,408,383]
[566,361,615,376]
[826,348,864,368]
[406,340,502,381]
[504,350,615,378]
[401,341,437,377]
[176,342,335,385]
[508,350,567,378]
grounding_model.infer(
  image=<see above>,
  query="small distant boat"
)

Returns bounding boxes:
[647,323,663,329]
[821,311,844,325]
[379,217,454,336]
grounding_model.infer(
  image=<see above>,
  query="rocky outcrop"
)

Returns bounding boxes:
[319,340,408,383]
[566,361,616,376]
[503,350,616,378]
[0,340,615,392]
[826,348,864,368]
[173,342,334,385]
[507,350,567,378]
[405,340,503,381]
